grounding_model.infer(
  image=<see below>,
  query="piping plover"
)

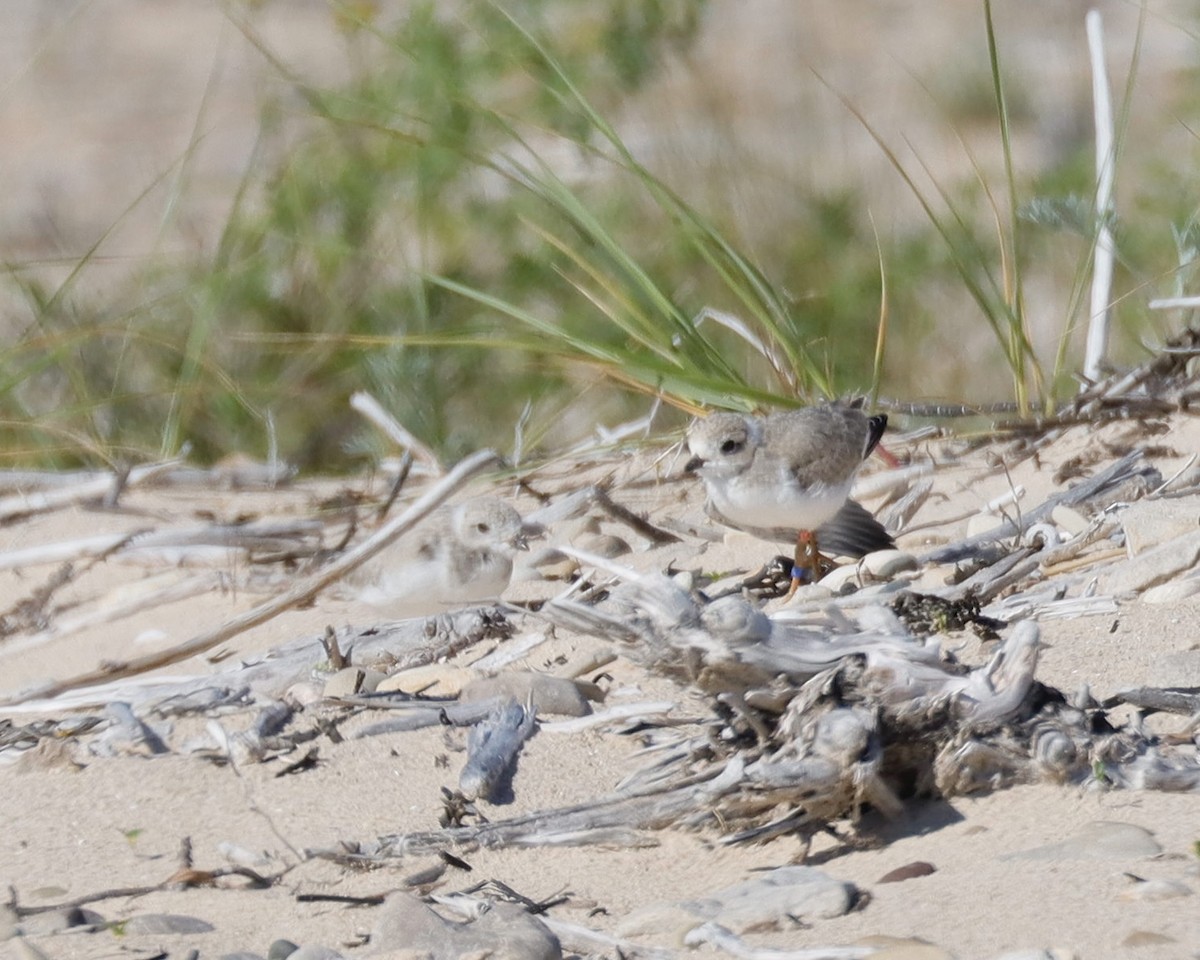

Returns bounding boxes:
[685,405,893,590]
[347,497,534,615]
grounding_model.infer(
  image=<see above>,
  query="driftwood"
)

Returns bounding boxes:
[459,698,537,801]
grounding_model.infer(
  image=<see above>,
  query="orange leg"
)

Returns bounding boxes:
[783,530,822,600]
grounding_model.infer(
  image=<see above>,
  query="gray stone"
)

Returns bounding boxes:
[121,913,215,935]
[369,893,561,960]
[267,940,300,960]
[1005,821,1161,861]
[1101,530,1200,595]
[1118,499,1200,555]
[221,953,267,960]
[862,549,920,579]
[287,947,344,960]
[619,866,855,939]
[322,667,366,699]
[859,941,955,960]
[1141,576,1200,604]
[577,533,631,558]
[460,672,591,718]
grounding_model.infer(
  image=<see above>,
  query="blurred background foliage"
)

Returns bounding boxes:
[1,0,1198,470]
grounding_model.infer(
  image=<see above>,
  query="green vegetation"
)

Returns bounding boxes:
[0,2,1190,470]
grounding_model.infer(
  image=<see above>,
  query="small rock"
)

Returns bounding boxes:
[1005,821,1161,861]
[1141,577,1200,604]
[671,570,695,591]
[1101,530,1200,595]
[285,682,323,707]
[1117,878,1193,901]
[460,672,591,718]
[369,893,561,960]
[530,549,579,581]
[1117,499,1200,555]
[121,914,215,935]
[615,903,698,941]
[862,549,919,579]
[818,565,861,592]
[322,668,367,699]
[377,664,478,697]
[287,947,345,960]
[577,533,631,558]
[267,940,300,960]
[877,861,936,883]
[854,937,954,960]
[619,866,856,940]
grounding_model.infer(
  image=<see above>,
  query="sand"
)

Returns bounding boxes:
[1,413,1199,960]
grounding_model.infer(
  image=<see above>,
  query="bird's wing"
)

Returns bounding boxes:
[815,498,895,557]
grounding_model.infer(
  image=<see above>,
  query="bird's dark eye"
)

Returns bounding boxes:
[720,439,743,455]
[476,522,491,534]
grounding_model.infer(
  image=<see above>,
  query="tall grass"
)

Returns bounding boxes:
[0,1,1184,470]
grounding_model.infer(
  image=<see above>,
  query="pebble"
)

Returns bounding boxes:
[1117,499,1200,555]
[531,549,579,581]
[284,682,324,707]
[854,937,954,960]
[377,664,478,697]
[120,914,215,935]
[321,667,385,698]
[267,940,300,960]
[618,866,855,940]
[819,564,862,592]
[1004,821,1161,861]
[1101,529,1200,595]
[577,533,631,558]
[287,947,345,960]
[459,672,592,717]
[862,549,920,579]
[1140,576,1200,604]
[369,892,561,960]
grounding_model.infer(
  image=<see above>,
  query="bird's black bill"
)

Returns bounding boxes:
[684,456,704,473]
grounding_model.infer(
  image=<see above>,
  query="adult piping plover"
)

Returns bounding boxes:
[346,496,534,616]
[685,405,893,590]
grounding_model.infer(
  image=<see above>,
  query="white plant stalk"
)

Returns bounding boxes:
[1084,9,1115,383]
